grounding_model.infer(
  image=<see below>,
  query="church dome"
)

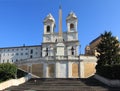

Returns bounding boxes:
[44,13,55,23]
[66,11,77,20]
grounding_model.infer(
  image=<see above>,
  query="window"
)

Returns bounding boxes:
[30,55,33,58]
[3,60,4,63]
[71,46,74,55]
[35,52,38,55]
[70,23,74,29]
[30,49,33,54]
[21,53,23,55]
[11,53,14,56]
[72,51,74,55]
[41,52,42,57]
[7,59,9,63]
[16,53,19,56]
[21,48,23,51]
[26,48,28,50]
[55,39,57,42]
[12,49,14,51]
[46,48,48,56]
[46,26,50,33]
[25,53,28,55]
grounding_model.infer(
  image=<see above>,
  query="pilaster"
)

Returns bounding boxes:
[79,61,84,78]
[55,62,59,78]
[68,61,72,78]
[44,63,48,78]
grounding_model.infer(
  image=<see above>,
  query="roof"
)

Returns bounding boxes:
[66,11,77,20]
[43,13,55,23]
[0,45,41,49]
[90,36,101,45]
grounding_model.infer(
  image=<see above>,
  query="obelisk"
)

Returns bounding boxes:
[58,6,63,42]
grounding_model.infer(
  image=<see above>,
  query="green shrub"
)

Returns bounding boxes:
[0,63,17,82]
[96,65,120,79]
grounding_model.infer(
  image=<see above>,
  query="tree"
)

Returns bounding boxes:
[96,31,120,68]
[0,63,17,82]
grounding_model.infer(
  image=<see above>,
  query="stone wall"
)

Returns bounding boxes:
[84,62,96,78]
[32,64,43,77]
[18,65,28,72]
[17,56,97,78]
[72,63,79,78]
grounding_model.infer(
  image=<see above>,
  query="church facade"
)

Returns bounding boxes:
[0,8,97,78]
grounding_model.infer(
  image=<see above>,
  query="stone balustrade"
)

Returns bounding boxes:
[15,56,80,65]
[0,73,32,90]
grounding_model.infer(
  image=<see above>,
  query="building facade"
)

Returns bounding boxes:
[0,8,97,78]
[85,36,120,56]
[0,45,41,63]
[85,36,101,56]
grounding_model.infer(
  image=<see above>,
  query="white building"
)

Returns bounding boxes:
[0,45,41,63]
[0,7,97,78]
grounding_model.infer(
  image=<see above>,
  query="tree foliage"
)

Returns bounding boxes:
[96,31,120,67]
[0,63,17,82]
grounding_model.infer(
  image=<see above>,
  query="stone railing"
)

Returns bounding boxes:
[14,56,80,65]
[68,56,79,60]
[55,56,79,60]
[80,55,97,62]
[94,74,120,87]
[55,56,68,60]
[0,73,32,90]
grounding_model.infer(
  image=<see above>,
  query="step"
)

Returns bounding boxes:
[5,78,120,91]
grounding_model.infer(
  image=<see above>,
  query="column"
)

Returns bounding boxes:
[55,62,59,78]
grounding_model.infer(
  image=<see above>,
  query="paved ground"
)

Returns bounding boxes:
[5,76,120,91]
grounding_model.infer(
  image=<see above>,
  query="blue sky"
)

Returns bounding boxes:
[0,0,120,54]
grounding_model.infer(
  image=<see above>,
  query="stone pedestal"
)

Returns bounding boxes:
[56,43,65,56]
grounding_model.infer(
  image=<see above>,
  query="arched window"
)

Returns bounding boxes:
[46,26,50,33]
[46,48,48,56]
[70,23,74,29]
[71,46,74,55]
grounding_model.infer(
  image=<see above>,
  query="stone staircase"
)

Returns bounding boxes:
[5,76,120,91]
